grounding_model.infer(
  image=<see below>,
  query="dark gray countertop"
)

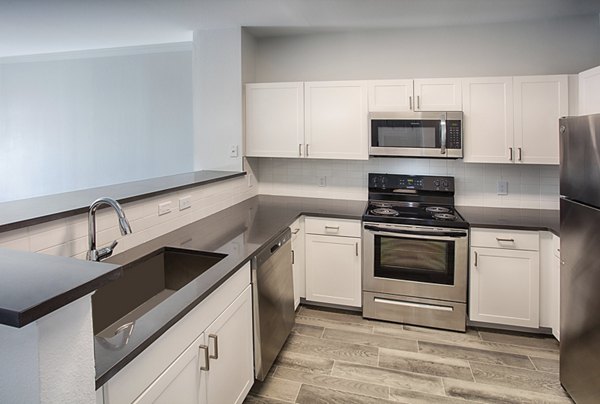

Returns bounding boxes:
[457,206,560,236]
[0,248,121,328]
[95,195,366,388]
[0,170,245,232]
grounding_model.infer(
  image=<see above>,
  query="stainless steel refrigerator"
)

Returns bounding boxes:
[560,113,600,403]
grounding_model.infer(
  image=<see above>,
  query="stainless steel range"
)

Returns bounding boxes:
[362,173,469,332]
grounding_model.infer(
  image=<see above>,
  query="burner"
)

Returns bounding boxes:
[371,208,399,216]
[371,201,393,208]
[434,213,456,220]
[426,206,450,213]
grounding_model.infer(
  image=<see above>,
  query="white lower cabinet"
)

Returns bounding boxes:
[102,264,253,404]
[305,217,362,307]
[290,217,306,309]
[469,229,540,328]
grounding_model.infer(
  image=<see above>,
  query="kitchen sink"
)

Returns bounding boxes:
[92,248,227,338]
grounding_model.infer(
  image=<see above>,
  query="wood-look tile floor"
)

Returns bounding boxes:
[244,305,573,404]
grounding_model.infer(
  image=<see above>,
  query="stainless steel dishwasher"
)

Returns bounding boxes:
[251,228,295,381]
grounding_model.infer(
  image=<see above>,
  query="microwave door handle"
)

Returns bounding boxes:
[364,225,467,238]
[440,114,447,155]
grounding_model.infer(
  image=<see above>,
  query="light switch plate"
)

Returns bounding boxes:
[497,180,508,195]
[158,201,172,216]
[319,176,327,187]
[230,145,239,158]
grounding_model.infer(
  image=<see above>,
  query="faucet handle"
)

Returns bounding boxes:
[97,240,119,261]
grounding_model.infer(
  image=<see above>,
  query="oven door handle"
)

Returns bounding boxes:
[364,225,467,238]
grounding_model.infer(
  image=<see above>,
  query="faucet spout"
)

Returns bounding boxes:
[87,197,132,261]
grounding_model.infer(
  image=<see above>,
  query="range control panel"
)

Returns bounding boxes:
[369,173,455,192]
[446,120,462,149]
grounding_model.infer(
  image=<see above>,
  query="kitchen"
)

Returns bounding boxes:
[1,2,600,402]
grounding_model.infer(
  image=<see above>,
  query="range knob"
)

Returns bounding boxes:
[442,180,449,188]
[433,180,440,187]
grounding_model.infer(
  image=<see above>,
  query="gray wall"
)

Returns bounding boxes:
[254,15,600,82]
[0,44,194,202]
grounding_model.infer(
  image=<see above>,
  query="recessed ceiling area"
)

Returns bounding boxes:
[0,0,599,57]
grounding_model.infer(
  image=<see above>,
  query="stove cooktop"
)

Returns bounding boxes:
[364,174,469,229]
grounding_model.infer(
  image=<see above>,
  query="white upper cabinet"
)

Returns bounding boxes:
[514,75,568,165]
[579,65,600,115]
[245,82,304,158]
[462,77,514,163]
[413,78,462,111]
[304,81,368,160]
[367,78,462,112]
[367,80,413,111]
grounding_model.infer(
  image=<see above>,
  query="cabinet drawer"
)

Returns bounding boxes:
[471,228,539,251]
[305,217,361,237]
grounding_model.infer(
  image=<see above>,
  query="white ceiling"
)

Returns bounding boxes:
[1,0,599,57]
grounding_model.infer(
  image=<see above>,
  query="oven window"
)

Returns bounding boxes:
[374,236,455,285]
[371,119,440,149]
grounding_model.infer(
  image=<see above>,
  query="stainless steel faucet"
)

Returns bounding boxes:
[87,197,132,261]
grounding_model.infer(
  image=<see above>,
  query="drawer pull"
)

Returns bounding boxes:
[199,345,210,371]
[374,297,454,312]
[292,228,300,234]
[325,226,340,231]
[208,334,219,359]
[474,251,478,267]
[355,242,359,256]
[496,237,515,243]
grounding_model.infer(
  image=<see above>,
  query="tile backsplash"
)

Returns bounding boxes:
[255,157,559,209]
[0,174,258,258]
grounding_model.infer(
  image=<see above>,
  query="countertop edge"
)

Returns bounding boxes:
[0,171,246,232]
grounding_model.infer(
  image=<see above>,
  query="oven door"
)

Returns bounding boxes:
[363,222,468,303]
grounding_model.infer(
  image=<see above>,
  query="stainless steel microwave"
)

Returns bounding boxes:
[369,111,463,158]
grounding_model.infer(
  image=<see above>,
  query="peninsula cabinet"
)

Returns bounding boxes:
[367,78,462,112]
[101,264,253,404]
[469,229,540,328]
[245,82,304,158]
[463,75,568,164]
[305,217,362,307]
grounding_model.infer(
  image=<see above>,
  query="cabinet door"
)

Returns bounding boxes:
[204,286,254,404]
[305,234,361,307]
[470,247,539,328]
[462,77,514,163]
[305,81,368,160]
[291,218,305,309]
[413,78,462,111]
[245,83,304,158]
[579,65,600,115]
[367,80,413,112]
[514,75,568,165]
[133,333,206,404]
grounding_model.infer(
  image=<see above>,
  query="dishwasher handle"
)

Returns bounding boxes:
[254,228,292,267]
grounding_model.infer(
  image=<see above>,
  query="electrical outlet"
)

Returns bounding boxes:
[179,196,191,211]
[158,201,172,216]
[247,173,254,188]
[497,180,508,195]
[230,145,239,158]
[319,176,327,187]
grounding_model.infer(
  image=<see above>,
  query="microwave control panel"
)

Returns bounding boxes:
[446,120,462,149]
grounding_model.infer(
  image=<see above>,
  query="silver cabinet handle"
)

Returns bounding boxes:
[409,96,413,110]
[325,225,340,231]
[474,251,478,267]
[299,143,302,157]
[496,237,515,243]
[355,242,359,256]
[208,334,219,359]
[292,228,300,234]
[509,147,513,161]
[417,95,420,110]
[305,144,310,157]
[199,345,210,371]
[291,249,295,264]
[518,147,522,161]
